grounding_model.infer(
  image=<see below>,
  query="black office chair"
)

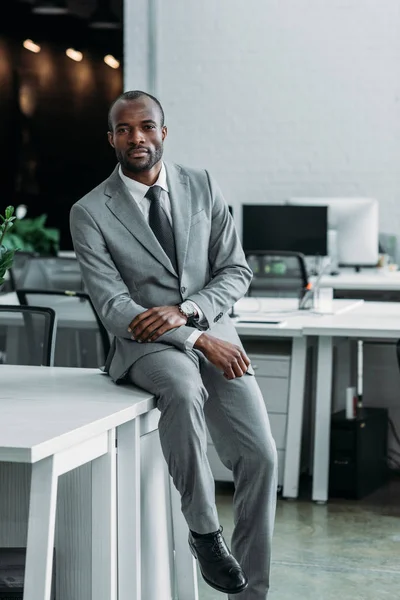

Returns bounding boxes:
[12,256,84,291]
[8,251,38,291]
[245,250,309,298]
[0,305,56,366]
[396,340,400,372]
[16,289,110,368]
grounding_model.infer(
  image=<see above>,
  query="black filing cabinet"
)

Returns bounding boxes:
[329,408,389,499]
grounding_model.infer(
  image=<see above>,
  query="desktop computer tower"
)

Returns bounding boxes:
[329,407,389,499]
[0,548,56,599]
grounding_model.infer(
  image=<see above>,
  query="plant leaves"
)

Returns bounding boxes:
[8,214,60,255]
[5,206,15,220]
[0,245,17,280]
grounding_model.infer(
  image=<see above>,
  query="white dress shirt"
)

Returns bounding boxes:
[118,164,204,350]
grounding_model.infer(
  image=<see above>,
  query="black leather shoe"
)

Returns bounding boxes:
[188,527,248,594]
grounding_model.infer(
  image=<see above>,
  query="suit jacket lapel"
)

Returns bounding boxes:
[104,166,177,277]
[165,162,191,277]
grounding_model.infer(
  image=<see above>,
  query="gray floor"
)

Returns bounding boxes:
[197,478,400,600]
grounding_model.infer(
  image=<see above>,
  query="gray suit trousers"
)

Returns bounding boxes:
[128,347,278,600]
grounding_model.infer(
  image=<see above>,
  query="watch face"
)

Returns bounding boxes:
[181,303,195,317]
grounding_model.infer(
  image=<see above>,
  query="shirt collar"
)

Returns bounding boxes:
[118,162,168,203]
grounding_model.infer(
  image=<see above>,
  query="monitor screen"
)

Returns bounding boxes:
[242,205,328,256]
[287,198,379,266]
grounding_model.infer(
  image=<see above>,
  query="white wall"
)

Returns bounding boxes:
[124,0,400,239]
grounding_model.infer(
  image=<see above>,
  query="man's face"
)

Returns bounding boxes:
[108,97,167,174]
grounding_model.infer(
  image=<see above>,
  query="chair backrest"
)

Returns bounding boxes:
[8,251,38,291]
[245,250,309,298]
[0,305,56,366]
[16,289,110,368]
[14,256,84,291]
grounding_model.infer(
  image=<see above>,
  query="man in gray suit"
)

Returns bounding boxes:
[70,90,277,599]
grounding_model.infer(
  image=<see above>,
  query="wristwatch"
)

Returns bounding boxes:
[178,300,198,320]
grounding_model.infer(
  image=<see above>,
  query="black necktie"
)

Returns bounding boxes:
[146,185,177,272]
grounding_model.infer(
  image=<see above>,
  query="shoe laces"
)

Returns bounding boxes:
[211,526,228,558]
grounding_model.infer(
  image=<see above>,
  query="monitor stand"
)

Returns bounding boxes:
[229,305,239,318]
[328,229,339,275]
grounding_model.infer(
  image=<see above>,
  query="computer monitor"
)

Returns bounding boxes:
[287,198,379,267]
[242,205,328,256]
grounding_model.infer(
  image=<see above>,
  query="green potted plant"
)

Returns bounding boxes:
[3,211,60,256]
[0,206,18,290]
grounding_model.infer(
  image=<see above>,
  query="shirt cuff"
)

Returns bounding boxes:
[185,329,203,351]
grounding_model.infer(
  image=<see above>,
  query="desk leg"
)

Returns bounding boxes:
[282,336,307,499]
[23,456,57,600]
[117,419,141,600]
[92,428,117,600]
[169,479,199,600]
[312,336,333,503]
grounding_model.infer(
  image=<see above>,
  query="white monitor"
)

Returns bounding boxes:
[287,197,379,267]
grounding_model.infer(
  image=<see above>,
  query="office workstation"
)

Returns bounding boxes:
[2,3,400,600]
[2,193,399,600]
[204,197,400,506]
[2,194,398,598]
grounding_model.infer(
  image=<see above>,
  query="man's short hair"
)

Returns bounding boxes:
[107,90,165,130]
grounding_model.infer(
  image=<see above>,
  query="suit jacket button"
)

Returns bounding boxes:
[181,286,187,294]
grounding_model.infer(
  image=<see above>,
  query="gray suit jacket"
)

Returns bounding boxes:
[70,162,253,382]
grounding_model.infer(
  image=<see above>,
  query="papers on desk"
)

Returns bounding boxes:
[234,297,363,317]
[236,315,287,327]
[236,297,298,313]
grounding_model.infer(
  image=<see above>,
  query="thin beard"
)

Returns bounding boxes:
[121,148,163,173]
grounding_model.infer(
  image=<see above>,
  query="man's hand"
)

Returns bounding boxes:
[194,333,250,380]
[128,306,187,343]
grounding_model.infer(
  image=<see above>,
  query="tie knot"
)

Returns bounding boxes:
[146,185,162,203]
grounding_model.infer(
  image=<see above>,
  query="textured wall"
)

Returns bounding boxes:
[124,0,400,240]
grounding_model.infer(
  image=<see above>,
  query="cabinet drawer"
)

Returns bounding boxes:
[269,414,287,450]
[207,443,285,488]
[257,377,289,414]
[248,355,290,378]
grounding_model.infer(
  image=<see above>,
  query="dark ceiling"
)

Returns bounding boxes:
[2,0,123,56]
[10,0,122,20]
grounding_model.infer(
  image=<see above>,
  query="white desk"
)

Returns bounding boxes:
[1,292,370,507]
[58,250,76,258]
[0,292,18,304]
[231,298,363,499]
[320,268,400,291]
[303,302,400,503]
[0,366,197,600]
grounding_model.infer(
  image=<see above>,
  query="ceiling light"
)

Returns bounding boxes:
[104,54,119,69]
[66,48,83,62]
[16,205,28,220]
[33,1,68,15]
[89,0,120,29]
[23,39,41,53]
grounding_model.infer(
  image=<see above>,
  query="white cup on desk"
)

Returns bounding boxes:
[314,286,334,313]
